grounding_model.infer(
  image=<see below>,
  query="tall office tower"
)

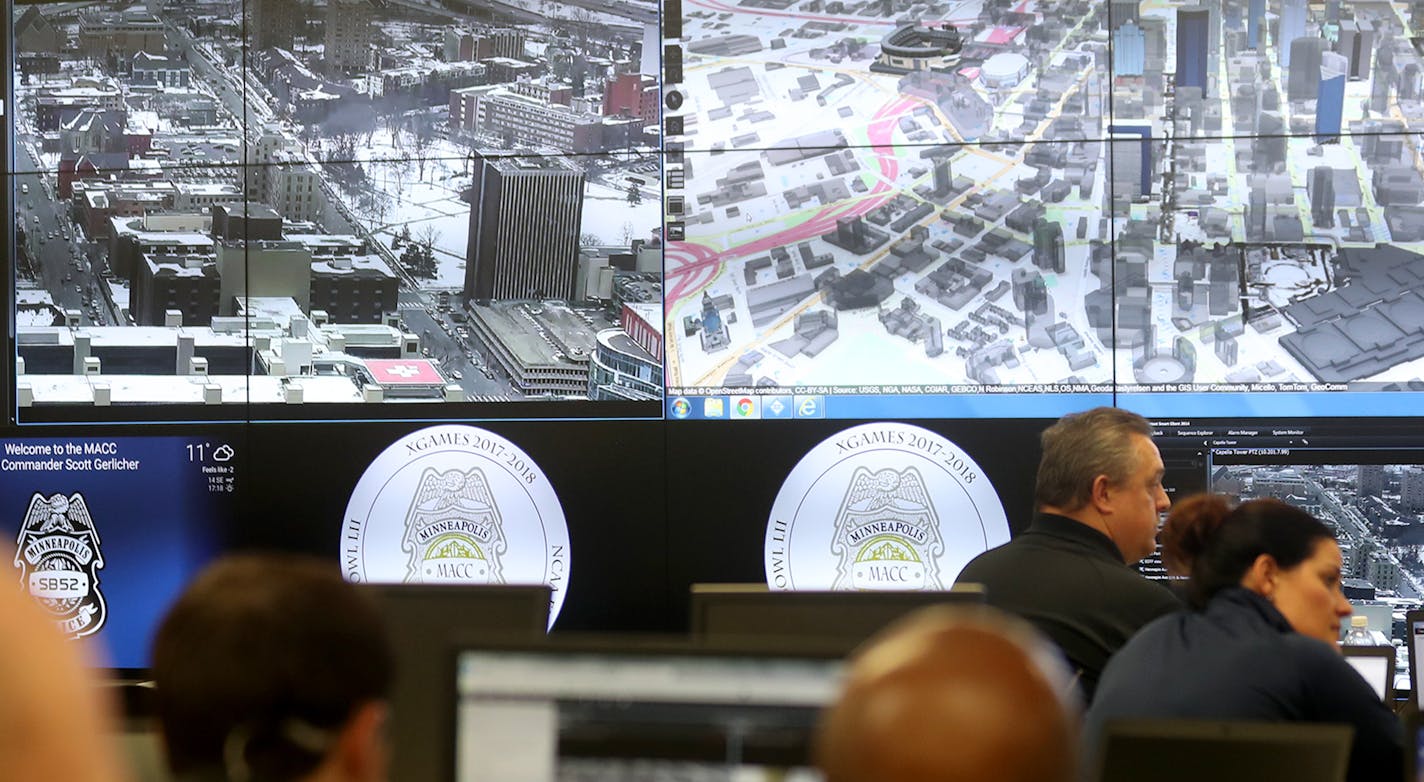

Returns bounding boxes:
[1316,51,1347,141]
[1278,0,1306,68]
[1310,166,1335,227]
[247,0,299,51]
[1357,464,1386,497]
[1337,20,1375,80]
[1032,219,1066,273]
[931,156,952,196]
[1011,268,1049,315]
[1247,184,1267,239]
[1349,20,1372,79]
[1114,22,1147,77]
[1287,36,1327,101]
[641,22,659,76]
[1110,132,1150,202]
[1402,467,1424,512]
[1403,63,1422,101]
[1177,7,1211,96]
[1254,112,1287,169]
[1247,0,1265,48]
[325,0,373,73]
[1207,4,1221,62]
[464,156,587,301]
[836,216,866,247]
[1109,0,1140,29]
[1221,0,1241,30]
[1371,37,1394,113]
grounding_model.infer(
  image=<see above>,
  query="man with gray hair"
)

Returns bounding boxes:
[955,407,1179,702]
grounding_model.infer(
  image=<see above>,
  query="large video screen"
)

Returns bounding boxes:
[8,0,662,422]
[0,434,236,669]
[660,0,1424,419]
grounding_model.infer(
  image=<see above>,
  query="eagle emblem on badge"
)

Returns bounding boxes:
[830,467,944,590]
[401,467,507,584]
[13,492,107,638]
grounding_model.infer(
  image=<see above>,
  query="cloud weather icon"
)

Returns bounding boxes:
[212,444,235,462]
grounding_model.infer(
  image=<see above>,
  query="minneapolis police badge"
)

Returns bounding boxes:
[830,467,943,590]
[342,425,570,628]
[765,422,1009,591]
[402,467,507,584]
[13,492,107,638]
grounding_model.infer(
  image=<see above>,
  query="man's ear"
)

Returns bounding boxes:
[1088,474,1114,516]
[331,701,388,782]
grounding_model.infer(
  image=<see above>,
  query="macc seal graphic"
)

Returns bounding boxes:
[342,425,570,627]
[765,423,1009,591]
[13,492,107,638]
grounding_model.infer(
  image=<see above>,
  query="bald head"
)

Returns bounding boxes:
[815,607,1079,782]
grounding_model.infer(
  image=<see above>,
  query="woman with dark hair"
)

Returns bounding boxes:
[1084,494,1402,782]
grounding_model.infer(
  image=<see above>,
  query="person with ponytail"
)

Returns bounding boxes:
[1084,495,1402,782]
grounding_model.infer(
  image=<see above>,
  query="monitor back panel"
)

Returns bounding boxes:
[690,585,986,652]
[361,584,550,782]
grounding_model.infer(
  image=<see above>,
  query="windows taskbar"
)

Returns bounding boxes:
[662,390,1424,421]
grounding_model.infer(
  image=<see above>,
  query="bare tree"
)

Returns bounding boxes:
[410,112,437,179]
[415,223,442,254]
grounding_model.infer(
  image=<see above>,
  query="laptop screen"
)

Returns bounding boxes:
[1414,618,1424,708]
[1342,649,1392,702]
[453,647,843,781]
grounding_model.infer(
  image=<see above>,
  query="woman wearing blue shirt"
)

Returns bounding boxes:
[1085,495,1402,782]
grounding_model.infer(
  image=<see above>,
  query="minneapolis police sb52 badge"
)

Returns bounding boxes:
[342,425,570,628]
[13,492,107,638]
[765,422,1009,591]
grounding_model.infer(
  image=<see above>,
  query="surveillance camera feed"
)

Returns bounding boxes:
[9,0,663,421]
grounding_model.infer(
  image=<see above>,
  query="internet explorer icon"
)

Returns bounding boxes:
[793,395,825,419]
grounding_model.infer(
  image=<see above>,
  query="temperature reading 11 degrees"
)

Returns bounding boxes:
[187,443,237,463]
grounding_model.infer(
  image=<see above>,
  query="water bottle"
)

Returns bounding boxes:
[1343,615,1375,646]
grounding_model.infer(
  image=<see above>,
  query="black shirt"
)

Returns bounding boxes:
[1086,587,1403,782]
[954,513,1181,701]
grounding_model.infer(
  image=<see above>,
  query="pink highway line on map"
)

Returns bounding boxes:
[666,94,919,304]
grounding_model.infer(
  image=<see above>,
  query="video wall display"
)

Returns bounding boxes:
[8,0,1424,665]
[7,0,1424,422]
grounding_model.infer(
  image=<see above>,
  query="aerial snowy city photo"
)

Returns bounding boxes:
[11,0,662,415]
[1212,459,1424,680]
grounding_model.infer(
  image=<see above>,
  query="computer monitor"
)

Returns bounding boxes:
[0,435,233,674]
[1407,610,1424,709]
[360,584,550,782]
[1092,720,1353,782]
[690,583,987,651]
[1407,710,1424,782]
[1340,645,1395,703]
[450,638,846,782]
